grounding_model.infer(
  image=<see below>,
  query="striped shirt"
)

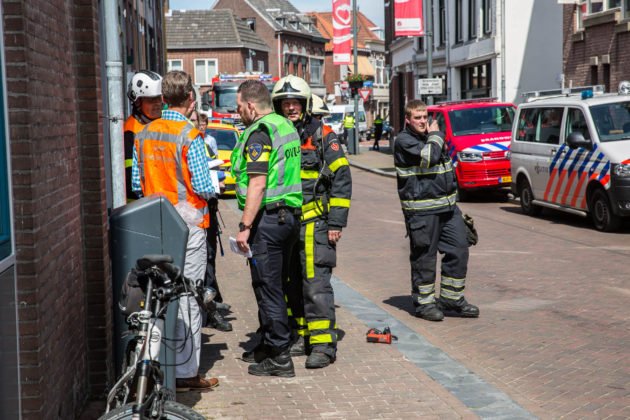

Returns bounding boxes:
[132,110,215,199]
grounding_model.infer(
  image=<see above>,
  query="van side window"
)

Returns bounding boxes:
[434,111,446,132]
[565,108,591,141]
[516,107,563,144]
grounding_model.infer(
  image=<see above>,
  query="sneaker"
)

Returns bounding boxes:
[414,303,444,321]
[248,350,295,377]
[437,297,480,318]
[175,375,219,392]
[242,343,271,364]
[305,350,335,369]
[207,310,233,332]
[289,335,306,356]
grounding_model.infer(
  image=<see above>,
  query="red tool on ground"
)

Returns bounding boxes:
[366,327,398,344]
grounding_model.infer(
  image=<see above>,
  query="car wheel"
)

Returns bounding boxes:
[589,189,621,232]
[519,179,542,216]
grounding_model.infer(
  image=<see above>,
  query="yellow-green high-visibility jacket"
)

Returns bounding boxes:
[231,113,302,210]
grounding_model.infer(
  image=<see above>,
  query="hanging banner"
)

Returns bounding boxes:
[394,0,424,37]
[333,0,352,65]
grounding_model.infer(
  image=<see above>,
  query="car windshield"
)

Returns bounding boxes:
[324,113,343,124]
[590,101,630,142]
[448,106,515,136]
[207,128,238,150]
[213,83,274,113]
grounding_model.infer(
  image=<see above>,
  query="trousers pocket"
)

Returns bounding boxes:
[408,219,431,248]
[314,229,337,267]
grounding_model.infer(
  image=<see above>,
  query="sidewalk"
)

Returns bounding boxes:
[180,197,475,419]
[345,140,397,178]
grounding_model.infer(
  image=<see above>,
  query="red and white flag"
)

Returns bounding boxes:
[394,0,424,37]
[333,0,352,65]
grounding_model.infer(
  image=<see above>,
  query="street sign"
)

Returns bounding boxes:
[340,81,349,89]
[358,88,371,102]
[363,80,374,87]
[417,78,443,95]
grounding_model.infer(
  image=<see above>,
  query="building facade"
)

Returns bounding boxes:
[166,9,270,95]
[1,1,166,418]
[386,0,563,133]
[212,0,328,96]
[562,1,630,93]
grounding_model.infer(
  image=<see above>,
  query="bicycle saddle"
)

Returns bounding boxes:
[136,254,182,281]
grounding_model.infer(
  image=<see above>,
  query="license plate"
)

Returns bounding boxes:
[499,176,512,184]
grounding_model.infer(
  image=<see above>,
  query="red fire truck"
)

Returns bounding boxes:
[204,72,277,127]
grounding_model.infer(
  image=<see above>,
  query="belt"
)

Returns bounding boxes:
[264,201,301,215]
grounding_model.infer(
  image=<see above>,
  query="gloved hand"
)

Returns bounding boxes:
[462,213,478,246]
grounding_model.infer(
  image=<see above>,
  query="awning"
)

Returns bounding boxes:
[348,55,375,77]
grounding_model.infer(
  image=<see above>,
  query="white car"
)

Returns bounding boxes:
[509,83,630,231]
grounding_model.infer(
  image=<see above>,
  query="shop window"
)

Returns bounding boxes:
[460,62,491,99]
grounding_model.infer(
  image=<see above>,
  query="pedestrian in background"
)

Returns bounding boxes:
[124,70,162,201]
[272,76,352,369]
[372,113,383,151]
[132,70,219,390]
[393,99,479,322]
[231,80,303,377]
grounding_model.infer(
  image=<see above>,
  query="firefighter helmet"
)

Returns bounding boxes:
[271,75,311,115]
[127,70,162,102]
[311,94,330,116]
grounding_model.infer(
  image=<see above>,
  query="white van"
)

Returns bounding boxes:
[323,104,368,139]
[509,84,630,231]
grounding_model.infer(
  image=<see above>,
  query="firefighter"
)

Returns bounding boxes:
[311,94,330,120]
[272,75,352,369]
[124,70,163,201]
[393,99,479,321]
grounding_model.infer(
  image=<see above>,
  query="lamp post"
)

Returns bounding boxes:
[352,0,360,155]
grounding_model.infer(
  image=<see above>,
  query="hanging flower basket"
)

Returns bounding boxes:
[348,80,364,90]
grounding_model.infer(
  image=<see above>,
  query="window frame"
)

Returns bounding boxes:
[482,0,492,35]
[194,58,218,85]
[0,19,14,265]
[439,0,446,46]
[455,0,464,43]
[469,0,478,39]
[167,59,183,72]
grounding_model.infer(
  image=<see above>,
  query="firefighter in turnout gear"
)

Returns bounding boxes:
[272,75,352,369]
[393,100,479,322]
[124,70,163,201]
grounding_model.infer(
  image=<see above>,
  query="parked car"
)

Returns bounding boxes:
[510,83,630,231]
[205,122,240,196]
[428,98,516,200]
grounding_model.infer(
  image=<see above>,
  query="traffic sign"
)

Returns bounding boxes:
[417,78,443,95]
[358,88,371,101]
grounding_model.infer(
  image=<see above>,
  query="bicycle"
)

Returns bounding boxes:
[101,254,214,420]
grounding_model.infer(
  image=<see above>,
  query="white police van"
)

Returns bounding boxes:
[509,82,630,231]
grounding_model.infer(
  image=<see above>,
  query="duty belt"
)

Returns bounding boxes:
[265,200,301,215]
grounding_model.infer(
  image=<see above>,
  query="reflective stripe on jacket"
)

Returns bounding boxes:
[135,119,210,228]
[231,113,303,210]
[393,126,457,215]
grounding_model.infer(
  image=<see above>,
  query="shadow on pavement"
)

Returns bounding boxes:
[382,295,414,316]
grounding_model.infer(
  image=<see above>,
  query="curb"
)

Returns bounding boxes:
[347,156,397,179]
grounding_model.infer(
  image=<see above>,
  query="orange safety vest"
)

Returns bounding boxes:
[135,119,210,229]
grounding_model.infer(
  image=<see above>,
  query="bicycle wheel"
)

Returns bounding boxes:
[99,400,205,420]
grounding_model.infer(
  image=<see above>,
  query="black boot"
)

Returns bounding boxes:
[437,297,479,318]
[414,303,444,321]
[242,343,271,364]
[248,349,295,377]
[289,335,306,356]
[207,310,233,331]
[305,347,335,369]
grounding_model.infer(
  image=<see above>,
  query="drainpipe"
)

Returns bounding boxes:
[278,33,282,76]
[501,0,506,101]
[104,0,125,208]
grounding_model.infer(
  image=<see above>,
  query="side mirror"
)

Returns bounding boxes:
[566,132,592,150]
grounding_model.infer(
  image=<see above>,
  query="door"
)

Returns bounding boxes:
[562,107,595,210]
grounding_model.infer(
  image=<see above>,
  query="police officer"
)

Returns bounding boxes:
[372,114,383,151]
[342,113,354,146]
[272,76,352,369]
[393,100,479,321]
[232,80,303,377]
[124,70,162,201]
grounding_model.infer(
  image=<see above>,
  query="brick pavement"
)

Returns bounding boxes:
[179,198,476,419]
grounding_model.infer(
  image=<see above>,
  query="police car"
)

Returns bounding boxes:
[509,82,630,231]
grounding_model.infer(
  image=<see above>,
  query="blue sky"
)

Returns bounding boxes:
[169,0,385,27]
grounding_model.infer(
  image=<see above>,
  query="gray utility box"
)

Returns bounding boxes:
[110,195,188,393]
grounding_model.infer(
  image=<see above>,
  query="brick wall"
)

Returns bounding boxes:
[3,0,111,418]
[563,5,630,92]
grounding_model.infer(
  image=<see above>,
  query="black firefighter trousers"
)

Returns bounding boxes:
[249,208,299,353]
[286,218,337,357]
[405,206,469,309]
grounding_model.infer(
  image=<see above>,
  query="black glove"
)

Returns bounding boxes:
[463,213,478,246]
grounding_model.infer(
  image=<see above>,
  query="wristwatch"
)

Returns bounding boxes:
[239,222,252,232]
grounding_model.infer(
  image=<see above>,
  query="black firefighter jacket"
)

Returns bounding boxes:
[393,125,457,216]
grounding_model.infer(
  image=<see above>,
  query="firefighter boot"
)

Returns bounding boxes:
[248,349,295,377]
[289,335,307,356]
[305,346,336,369]
[437,297,480,318]
[414,303,444,321]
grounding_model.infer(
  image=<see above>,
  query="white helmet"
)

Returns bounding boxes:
[310,94,330,116]
[127,70,162,102]
[271,75,311,116]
